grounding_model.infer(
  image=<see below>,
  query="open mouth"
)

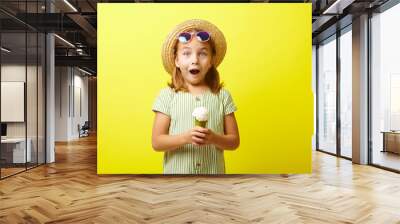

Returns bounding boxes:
[189,69,200,75]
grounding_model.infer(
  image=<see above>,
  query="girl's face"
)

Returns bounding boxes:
[175,33,213,86]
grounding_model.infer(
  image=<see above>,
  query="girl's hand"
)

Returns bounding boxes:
[185,127,215,146]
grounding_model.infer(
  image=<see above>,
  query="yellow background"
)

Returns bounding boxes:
[98,3,312,174]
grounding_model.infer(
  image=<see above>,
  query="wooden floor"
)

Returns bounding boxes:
[1,162,45,178]
[0,167,26,178]
[1,134,400,223]
[373,151,400,171]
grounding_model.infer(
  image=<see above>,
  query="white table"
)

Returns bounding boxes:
[1,138,31,163]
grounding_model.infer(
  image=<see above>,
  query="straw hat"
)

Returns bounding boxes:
[161,19,227,75]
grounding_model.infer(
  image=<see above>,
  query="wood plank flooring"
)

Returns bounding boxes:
[0,134,400,223]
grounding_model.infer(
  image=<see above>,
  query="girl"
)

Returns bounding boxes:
[152,19,239,174]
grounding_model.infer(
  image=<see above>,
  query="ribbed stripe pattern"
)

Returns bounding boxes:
[152,87,237,174]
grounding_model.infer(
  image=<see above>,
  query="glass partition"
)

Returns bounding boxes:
[339,27,352,158]
[371,3,400,171]
[0,1,46,179]
[317,35,337,155]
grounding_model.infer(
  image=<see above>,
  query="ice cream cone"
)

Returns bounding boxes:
[195,119,207,128]
[192,106,208,128]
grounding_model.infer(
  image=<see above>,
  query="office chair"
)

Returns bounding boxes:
[79,121,90,138]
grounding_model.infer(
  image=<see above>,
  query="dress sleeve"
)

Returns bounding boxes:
[222,89,237,115]
[152,88,174,116]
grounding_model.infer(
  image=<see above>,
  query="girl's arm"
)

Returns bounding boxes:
[152,112,187,152]
[152,112,205,152]
[213,113,240,150]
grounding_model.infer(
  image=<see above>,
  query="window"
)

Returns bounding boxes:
[317,36,337,154]
[371,3,400,171]
[339,28,352,158]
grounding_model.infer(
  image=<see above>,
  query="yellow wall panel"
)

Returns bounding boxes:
[98,3,312,174]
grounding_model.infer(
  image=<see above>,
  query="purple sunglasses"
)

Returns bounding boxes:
[177,31,211,43]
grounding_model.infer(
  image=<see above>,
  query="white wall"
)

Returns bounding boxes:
[1,65,40,137]
[1,66,26,135]
[55,67,89,141]
[1,63,46,164]
[55,66,69,141]
[72,72,89,138]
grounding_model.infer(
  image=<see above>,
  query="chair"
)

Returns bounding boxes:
[79,121,90,138]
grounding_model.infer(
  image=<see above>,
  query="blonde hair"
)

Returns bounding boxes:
[168,29,224,94]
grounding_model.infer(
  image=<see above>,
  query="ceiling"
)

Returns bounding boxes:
[0,0,394,75]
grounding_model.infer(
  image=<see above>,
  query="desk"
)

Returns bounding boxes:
[1,138,31,163]
[381,131,400,154]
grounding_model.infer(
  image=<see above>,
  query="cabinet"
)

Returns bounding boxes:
[382,131,400,154]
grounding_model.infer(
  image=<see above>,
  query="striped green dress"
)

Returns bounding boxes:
[152,87,237,174]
